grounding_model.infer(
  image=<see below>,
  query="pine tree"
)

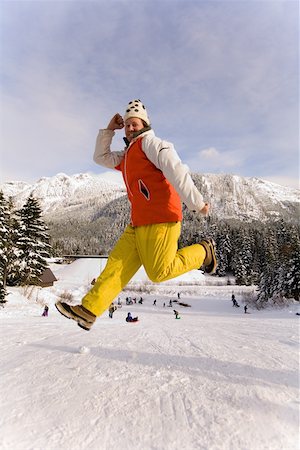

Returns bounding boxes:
[0,191,10,304]
[234,231,253,285]
[276,228,300,301]
[5,197,22,286]
[216,224,232,276]
[256,227,279,306]
[268,223,300,302]
[284,249,300,301]
[17,196,52,285]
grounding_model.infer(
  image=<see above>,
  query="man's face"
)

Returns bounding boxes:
[125,117,145,141]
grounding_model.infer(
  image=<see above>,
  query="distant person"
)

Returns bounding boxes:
[244,305,248,314]
[177,292,181,299]
[42,305,49,317]
[153,299,157,306]
[231,294,236,306]
[173,310,180,319]
[126,312,138,323]
[232,294,240,308]
[168,300,173,308]
[108,303,117,319]
[55,99,217,330]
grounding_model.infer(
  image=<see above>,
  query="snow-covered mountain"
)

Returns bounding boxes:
[1,172,299,223]
[192,173,299,222]
[1,172,126,217]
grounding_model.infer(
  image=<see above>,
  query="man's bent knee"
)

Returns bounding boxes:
[147,270,168,283]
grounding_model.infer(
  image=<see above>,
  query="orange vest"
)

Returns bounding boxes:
[116,137,182,226]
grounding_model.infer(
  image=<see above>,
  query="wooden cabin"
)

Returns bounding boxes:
[38,268,57,287]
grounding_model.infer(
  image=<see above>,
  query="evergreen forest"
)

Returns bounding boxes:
[1,191,299,307]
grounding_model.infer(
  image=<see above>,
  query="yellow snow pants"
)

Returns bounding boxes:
[82,222,206,317]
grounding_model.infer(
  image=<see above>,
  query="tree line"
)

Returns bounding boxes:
[180,208,300,305]
[48,195,300,306]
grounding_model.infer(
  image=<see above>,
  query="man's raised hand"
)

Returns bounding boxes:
[107,113,124,131]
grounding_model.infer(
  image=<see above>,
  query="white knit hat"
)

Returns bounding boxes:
[123,99,150,126]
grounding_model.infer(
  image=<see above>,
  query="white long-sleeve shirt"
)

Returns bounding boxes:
[93,129,206,213]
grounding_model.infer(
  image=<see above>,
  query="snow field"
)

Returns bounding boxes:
[0,260,299,450]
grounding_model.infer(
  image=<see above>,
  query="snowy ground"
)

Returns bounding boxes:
[0,260,299,450]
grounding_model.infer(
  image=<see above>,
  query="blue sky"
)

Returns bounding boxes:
[0,0,299,188]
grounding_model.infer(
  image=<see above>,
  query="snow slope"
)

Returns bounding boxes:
[0,260,299,450]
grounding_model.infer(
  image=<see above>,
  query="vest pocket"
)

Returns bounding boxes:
[138,179,150,200]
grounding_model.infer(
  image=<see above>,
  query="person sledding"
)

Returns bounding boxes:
[55,99,217,331]
[126,312,138,323]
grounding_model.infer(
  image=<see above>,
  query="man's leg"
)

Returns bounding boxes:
[82,225,141,316]
[135,222,206,282]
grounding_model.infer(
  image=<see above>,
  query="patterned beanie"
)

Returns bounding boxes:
[123,99,150,126]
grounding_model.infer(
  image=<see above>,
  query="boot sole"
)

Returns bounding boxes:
[199,238,217,274]
[205,239,217,274]
[55,302,93,331]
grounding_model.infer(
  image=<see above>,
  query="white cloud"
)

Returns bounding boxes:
[262,175,299,190]
[194,147,244,172]
[200,147,220,161]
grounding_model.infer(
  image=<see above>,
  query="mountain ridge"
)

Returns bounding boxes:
[1,171,299,223]
[1,172,126,215]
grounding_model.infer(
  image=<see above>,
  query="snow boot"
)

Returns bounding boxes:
[199,238,217,274]
[55,302,96,331]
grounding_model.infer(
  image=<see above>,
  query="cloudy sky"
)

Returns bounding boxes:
[0,0,299,188]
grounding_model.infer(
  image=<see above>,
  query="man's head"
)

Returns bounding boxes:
[124,99,150,125]
[123,99,150,141]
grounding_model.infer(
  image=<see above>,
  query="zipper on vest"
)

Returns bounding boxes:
[124,151,133,197]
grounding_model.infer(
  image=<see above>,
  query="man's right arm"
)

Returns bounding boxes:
[93,129,125,168]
